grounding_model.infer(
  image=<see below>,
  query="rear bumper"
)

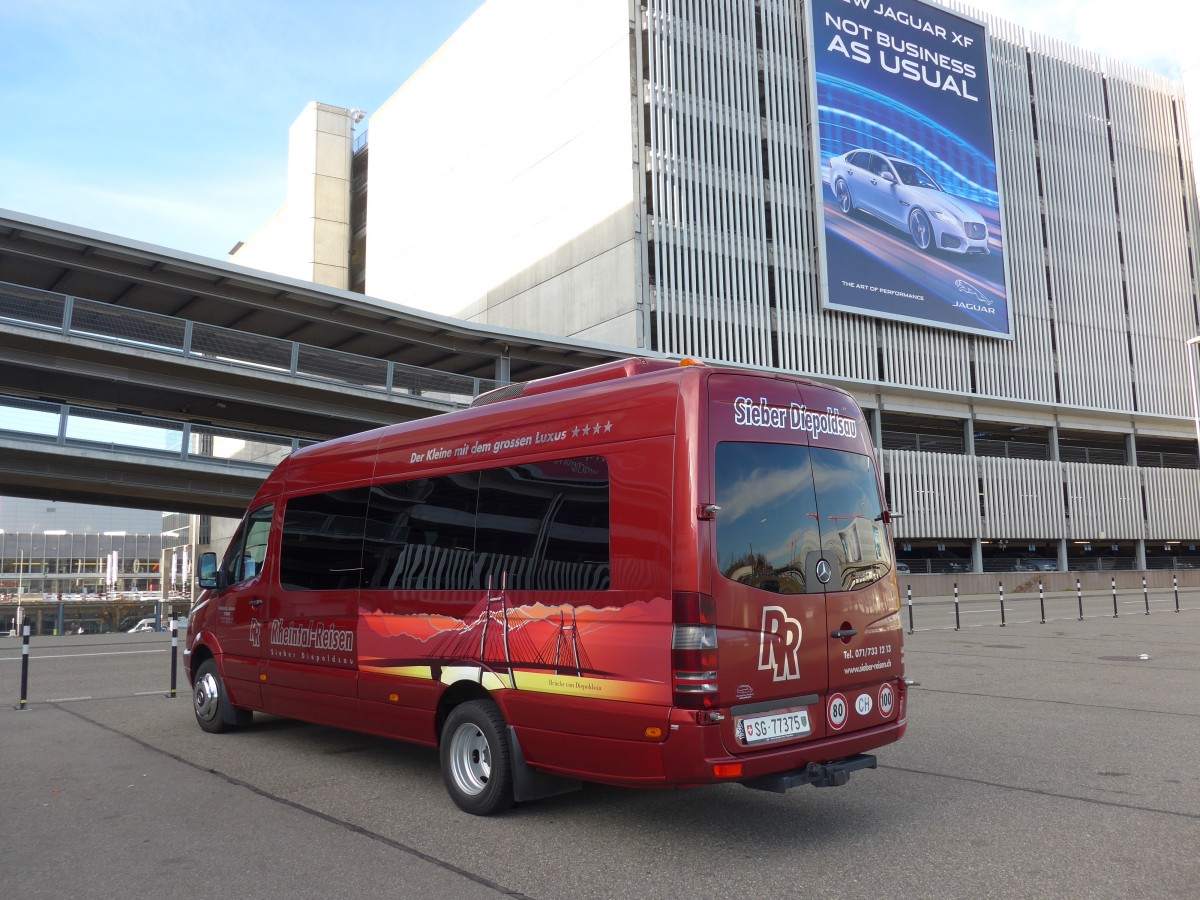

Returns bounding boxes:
[660,714,904,787]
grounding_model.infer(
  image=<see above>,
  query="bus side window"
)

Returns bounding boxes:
[223,503,273,587]
[279,488,369,591]
[362,474,479,591]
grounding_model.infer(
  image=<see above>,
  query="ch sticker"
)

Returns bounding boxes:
[758,606,802,681]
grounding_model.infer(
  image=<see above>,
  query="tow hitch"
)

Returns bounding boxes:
[740,754,877,793]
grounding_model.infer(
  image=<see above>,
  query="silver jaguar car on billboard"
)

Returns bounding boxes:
[828,149,991,256]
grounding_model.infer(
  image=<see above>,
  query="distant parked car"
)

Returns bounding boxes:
[1016,557,1058,572]
[127,617,158,633]
[930,554,971,573]
[828,148,991,255]
[895,561,911,575]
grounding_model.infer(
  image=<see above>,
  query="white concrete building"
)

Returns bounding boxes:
[240,0,1200,576]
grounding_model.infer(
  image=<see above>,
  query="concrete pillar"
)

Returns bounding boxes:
[1051,424,1066,572]
[970,538,983,573]
[288,103,354,289]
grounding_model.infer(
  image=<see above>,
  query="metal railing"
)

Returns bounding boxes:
[0,393,300,470]
[0,280,495,407]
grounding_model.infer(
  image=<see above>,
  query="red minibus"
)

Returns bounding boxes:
[186,358,906,814]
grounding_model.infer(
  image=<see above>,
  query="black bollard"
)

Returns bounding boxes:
[1143,576,1149,616]
[1111,577,1118,618]
[167,622,179,699]
[1077,578,1084,621]
[906,584,914,635]
[16,625,30,710]
[954,582,961,631]
[1039,581,1045,624]
[1174,574,1180,613]
[999,581,1006,627]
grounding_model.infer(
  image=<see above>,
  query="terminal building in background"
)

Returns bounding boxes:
[232,0,1200,576]
[0,499,198,599]
[0,501,196,634]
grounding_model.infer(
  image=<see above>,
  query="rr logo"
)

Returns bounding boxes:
[758,606,802,681]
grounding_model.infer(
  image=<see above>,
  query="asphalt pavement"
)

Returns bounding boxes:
[1,607,1198,899]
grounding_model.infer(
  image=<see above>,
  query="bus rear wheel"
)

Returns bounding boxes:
[440,699,514,815]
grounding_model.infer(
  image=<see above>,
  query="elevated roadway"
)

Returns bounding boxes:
[0,209,634,515]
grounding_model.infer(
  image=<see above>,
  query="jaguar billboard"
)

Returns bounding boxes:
[807,0,1012,339]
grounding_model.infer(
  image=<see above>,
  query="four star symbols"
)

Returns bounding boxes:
[572,421,613,438]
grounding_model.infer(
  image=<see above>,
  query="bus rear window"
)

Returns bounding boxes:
[715,443,890,593]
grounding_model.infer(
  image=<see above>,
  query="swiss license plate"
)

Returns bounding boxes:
[740,709,811,745]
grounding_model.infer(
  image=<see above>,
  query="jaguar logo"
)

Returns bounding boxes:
[954,279,987,303]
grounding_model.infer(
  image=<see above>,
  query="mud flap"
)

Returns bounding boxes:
[507,726,583,803]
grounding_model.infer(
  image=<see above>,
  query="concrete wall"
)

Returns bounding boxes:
[456,204,642,345]
[365,0,638,337]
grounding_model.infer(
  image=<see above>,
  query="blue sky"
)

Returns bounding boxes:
[986,0,1193,80]
[0,0,484,259]
[0,0,1191,262]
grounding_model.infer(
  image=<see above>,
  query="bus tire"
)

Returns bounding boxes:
[440,699,515,815]
[193,658,250,733]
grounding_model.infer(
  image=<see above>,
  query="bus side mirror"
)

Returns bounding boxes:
[197,552,221,590]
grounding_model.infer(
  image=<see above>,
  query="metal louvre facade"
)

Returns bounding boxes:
[1143,468,1200,540]
[644,0,774,367]
[884,450,979,540]
[635,0,1200,559]
[642,0,1197,408]
[973,17,1056,404]
[886,451,1200,546]
[1063,462,1144,541]
[979,457,1065,542]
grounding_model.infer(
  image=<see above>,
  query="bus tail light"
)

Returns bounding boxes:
[672,592,718,709]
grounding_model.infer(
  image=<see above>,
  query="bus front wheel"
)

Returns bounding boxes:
[193,658,251,733]
[440,699,515,815]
